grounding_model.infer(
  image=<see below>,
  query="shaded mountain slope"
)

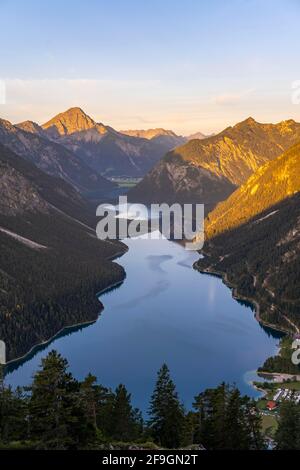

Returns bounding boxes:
[0,144,125,361]
[195,193,300,333]
[0,117,114,193]
[128,152,236,214]
[42,108,184,177]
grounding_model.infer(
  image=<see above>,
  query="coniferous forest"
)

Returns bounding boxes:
[1,350,299,450]
[0,144,127,362]
[196,193,300,334]
[0,350,274,450]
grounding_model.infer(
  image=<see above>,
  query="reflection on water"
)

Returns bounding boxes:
[147,254,173,273]
[5,235,282,413]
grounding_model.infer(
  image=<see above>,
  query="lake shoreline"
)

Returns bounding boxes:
[4,247,128,368]
[193,260,291,395]
[6,232,284,409]
[194,261,291,337]
[4,318,97,367]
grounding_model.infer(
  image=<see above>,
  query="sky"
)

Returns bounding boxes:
[0,0,300,135]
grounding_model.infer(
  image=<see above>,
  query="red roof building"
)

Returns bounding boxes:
[266,401,277,411]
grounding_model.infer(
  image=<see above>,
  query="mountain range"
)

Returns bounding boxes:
[129,117,300,209]
[1,106,300,356]
[187,131,212,140]
[41,107,186,177]
[120,128,182,140]
[0,117,113,194]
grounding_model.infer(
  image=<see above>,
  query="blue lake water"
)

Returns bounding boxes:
[5,234,282,413]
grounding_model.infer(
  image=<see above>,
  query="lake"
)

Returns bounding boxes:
[5,231,282,413]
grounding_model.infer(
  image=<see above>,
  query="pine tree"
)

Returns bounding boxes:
[225,388,250,449]
[111,384,142,441]
[0,371,28,444]
[276,401,300,450]
[148,364,184,448]
[79,373,98,433]
[181,411,197,447]
[28,350,83,449]
[243,397,265,450]
[193,384,228,449]
[94,384,115,438]
[193,384,265,450]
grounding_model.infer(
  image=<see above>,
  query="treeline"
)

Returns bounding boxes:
[0,210,125,361]
[0,350,270,450]
[258,337,300,375]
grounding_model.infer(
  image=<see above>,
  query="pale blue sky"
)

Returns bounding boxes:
[1,0,300,134]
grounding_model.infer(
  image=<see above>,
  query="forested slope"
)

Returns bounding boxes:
[0,144,126,361]
[195,194,300,333]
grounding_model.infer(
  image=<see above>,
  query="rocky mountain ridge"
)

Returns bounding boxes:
[128,117,300,208]
[0,117,114,194]
[40,108,186,177]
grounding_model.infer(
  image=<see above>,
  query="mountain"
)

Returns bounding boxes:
[196,143,300,333]
[128,117,300,208]
[186,131,210,140]
[42,106,97,138]
[0,117,114,194]
[0,143,125,361]
[175,118,300,186]
[16,120,49,138]
[41,108,185,177]
[204,141,300,239]
[195,192,300,334]
[128,152,236,213]
[120,127,184,141]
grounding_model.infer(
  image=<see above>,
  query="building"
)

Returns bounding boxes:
[266,401,278,411]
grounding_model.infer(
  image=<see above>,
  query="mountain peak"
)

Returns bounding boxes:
[42,107,96,137]
[16,120,47,137]
[238,116,258,127]
[62,107,90,119]
[120,128,178,139]
[187,131,210,141]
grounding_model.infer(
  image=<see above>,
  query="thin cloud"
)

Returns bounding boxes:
[213,89,255,106]
[1,78,161,124]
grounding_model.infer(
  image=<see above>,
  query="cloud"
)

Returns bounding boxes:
[213,88,255,106]
[1,78,161,124]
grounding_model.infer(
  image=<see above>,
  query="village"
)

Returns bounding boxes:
[265,387,300,412]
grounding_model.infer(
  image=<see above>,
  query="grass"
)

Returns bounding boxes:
[118,182,138,188]
[278,381,300,391]
[257,379,300,437]
[108,177,142,188]
[261,415,278,437]
[257,398,268,410]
